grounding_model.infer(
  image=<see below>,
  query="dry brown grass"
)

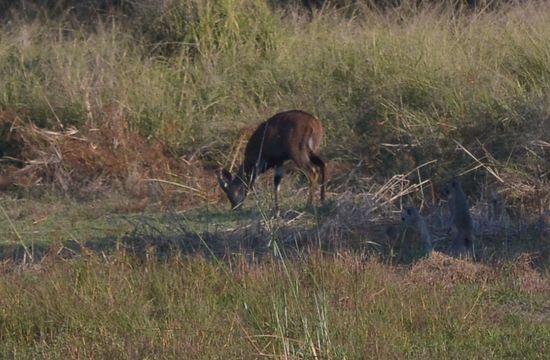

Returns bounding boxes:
[0,109,218,208]
[510,253,550,294]
[408,251,494,288]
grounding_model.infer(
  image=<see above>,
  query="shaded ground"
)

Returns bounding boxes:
[1,189,548,271]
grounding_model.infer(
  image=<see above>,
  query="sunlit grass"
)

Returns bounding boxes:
[0,251,548,359]
[1,1,548,178]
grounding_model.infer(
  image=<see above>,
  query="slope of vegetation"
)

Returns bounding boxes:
[1,1,548,185]
[0,1,549,358]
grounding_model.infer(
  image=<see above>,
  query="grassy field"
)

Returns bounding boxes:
[0,1,549,358]
[1,188,549,359]
[0,246,549,358]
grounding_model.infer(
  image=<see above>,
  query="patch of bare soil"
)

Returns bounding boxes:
[0,110,217,208]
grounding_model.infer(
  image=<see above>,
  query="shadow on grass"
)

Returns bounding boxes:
[0,200,548,270]
[0,202,339,262]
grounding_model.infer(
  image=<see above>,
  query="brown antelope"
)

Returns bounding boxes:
[217,110,327,212]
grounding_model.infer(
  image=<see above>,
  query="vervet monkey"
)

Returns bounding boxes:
[401,207,433,253]
[489,190,503,221]
[444,178,474,255]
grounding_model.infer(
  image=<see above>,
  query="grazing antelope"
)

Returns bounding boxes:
[217,110,326,212]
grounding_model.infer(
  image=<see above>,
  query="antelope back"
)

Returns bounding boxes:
[242,110,323,168]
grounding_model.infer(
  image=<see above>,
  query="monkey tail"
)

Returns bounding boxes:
[463,229,475,248]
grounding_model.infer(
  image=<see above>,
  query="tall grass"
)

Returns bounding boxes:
[0,251,548,358]
[0,1,548,180]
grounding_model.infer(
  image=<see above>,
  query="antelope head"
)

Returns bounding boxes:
[216,168,247,210]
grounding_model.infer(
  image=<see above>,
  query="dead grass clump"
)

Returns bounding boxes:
[0,109,217,207]
[408,251,493,288]
[509,253,550,295]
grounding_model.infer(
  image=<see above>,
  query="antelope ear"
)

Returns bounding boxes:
[216,169,231,189]
[221,169,232,183]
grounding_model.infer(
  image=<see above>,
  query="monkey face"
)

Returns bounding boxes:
[401,207,418,224]
[444,179,460,196]
[401,208,413,222]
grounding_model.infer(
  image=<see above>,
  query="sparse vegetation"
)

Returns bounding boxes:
[0,1,549,358]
